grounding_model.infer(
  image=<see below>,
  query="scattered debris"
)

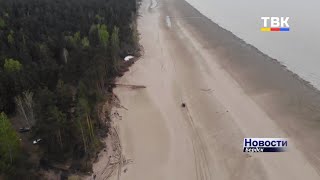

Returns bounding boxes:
[112,94,129,111]
[111,111,123,121]
[200,88,212,92]
[246,153,252,158]
[200,88,214,93]
[96,127,133,180]
[120,105,128,111]
[124,55,134,61]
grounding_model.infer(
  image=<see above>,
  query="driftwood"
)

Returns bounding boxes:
[97,127,133,180]
[111,83,146,89]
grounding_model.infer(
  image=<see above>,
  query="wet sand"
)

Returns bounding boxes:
[172,0,320,171]
[91,0,320,179]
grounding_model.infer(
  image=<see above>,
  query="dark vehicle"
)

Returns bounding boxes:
[19,127,31,133]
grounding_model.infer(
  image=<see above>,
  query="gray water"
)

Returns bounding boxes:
[185,0,320,89]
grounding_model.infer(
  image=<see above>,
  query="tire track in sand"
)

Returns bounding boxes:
[148,0,211,178]
[182,103,212,180]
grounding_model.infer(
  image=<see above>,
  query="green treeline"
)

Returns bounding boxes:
[0,0,139,178]
[0,112,20,176]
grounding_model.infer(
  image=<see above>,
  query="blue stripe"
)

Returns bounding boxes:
[280,28,290,31]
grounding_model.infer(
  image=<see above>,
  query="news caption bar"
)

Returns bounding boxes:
[243,138,288,153]
[260,27,290,32]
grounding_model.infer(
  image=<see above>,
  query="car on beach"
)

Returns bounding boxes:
[19,127,31,133]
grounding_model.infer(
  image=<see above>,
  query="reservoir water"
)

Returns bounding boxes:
[185,0,320,89]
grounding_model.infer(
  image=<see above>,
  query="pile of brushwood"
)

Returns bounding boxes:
[0,0,140,179]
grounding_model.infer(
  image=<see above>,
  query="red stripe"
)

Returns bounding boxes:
[271,28,280,31]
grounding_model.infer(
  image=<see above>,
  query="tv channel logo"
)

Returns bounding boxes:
[243,138,288,152]
[260,17,290,32]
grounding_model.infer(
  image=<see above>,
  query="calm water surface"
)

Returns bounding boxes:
[185,0,320,89]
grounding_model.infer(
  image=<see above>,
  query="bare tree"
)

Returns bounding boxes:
[15,91,35,127]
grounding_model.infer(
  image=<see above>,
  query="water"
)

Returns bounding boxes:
[185,0,320,89]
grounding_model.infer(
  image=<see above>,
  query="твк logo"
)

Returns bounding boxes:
[260,17,290,32]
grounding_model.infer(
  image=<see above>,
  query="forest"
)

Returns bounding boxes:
[0,0,139,179]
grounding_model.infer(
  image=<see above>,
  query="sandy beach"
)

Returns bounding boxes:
[91,0,320,179]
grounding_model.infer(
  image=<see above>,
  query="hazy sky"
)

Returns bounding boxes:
[185,0,320,88]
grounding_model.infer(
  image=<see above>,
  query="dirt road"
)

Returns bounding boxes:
[107,0,320,179]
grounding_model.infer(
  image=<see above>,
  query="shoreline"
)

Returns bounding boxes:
[90,0,320,179]
[182,0,320,93]
[184,0,320,91]
[170,0,320,172]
